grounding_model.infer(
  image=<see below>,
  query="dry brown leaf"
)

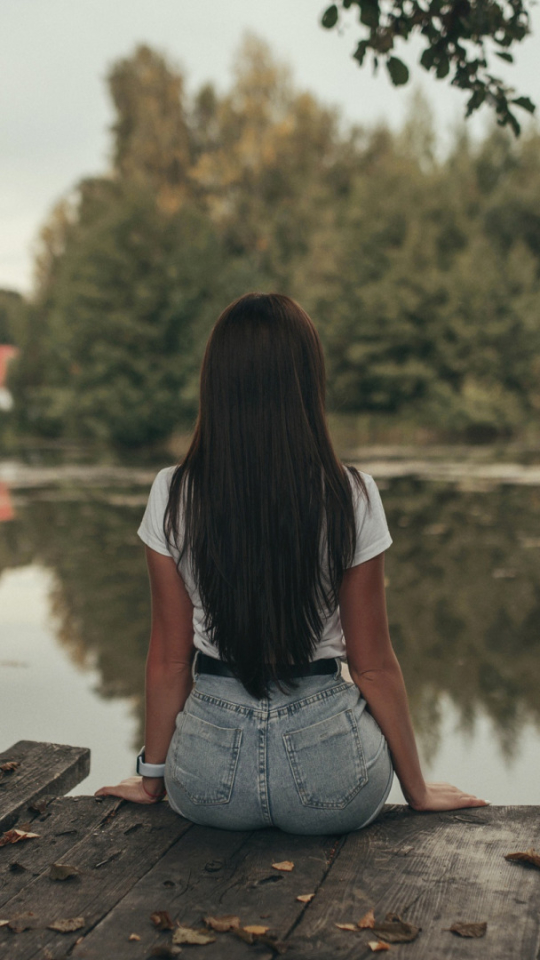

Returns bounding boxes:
[150,911,175,931]
[373,914,420,943]
[8,912,40,933]
[358,908,376,929]
[204,914,241,932]
[296,894,315,903]
[505,849,540,869]
[335,922,357,931]
[48,917,85,933]
[368,941,391,952]
[272,860,294,872]
[0,828,39,847]
[0,761,19,773]
[243,924,269,935]
[49,862,80,881]
[172,925,216,945]
[447,921,487,938]
[128,933,141,941]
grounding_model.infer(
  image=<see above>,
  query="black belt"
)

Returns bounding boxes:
[196,652,339,680]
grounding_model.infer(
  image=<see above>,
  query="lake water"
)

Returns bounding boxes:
[1,456,539,805]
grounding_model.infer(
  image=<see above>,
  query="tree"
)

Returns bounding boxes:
[320,0,536,134]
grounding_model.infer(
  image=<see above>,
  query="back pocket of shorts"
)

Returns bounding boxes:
[171,712,242,805]
[283,709,368,809]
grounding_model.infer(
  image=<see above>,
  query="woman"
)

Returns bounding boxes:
[96,293,487,831]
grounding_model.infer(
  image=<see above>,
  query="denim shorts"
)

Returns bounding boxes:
[164,660,393,835]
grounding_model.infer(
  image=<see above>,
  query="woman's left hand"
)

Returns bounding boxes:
[94,776,165,804]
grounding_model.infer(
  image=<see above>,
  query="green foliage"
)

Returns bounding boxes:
[9,38,540,448]
[321,0,535,134]
[0,289,24,344]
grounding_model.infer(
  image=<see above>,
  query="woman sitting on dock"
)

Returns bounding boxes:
[96,293,487,832]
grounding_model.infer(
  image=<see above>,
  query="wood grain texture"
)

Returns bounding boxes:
[71,825,341,959]
[0,797,110,909]
[0,741,90,832]
[281,805,540,959]
[0,798,192,959]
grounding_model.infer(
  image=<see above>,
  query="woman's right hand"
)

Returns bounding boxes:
[407,782,489,812]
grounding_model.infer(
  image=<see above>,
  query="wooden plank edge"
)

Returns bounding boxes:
[0,740,91,832]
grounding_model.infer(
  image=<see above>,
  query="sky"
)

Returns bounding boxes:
[1,0,539,295]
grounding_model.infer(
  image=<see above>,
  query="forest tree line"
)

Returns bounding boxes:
[2,36,540,448]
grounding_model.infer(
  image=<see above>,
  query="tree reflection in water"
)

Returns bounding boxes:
[1,477,539,758]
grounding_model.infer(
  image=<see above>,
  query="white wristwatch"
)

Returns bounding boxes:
[136,748,165,778]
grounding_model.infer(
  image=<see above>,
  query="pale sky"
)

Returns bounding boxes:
[1,0,539,294]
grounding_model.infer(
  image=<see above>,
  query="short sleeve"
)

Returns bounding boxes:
[137,466,176,557]
[348,471,393,567]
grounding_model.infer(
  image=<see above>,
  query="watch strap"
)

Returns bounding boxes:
[136,748,165,778]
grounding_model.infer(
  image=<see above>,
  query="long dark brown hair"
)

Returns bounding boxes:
[164,293,367,697]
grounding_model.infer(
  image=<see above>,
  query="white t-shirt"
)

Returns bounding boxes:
[137,466,392,660]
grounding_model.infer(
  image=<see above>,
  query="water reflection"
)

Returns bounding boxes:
[1,477,539,759]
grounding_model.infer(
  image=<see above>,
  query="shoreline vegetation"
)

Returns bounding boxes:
[0,36,540,453]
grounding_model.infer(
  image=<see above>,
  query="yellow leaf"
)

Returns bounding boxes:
[358,908,376,929]
[172,926,216,945]
[204,915,241,932]
[272,860,294,871]
[243,924,269,935]
[0,828,39,847]
[47,917,85,933]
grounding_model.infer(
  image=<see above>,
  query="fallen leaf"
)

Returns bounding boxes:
[368,941,391,952]
[49,862,80,881]
[358,908,376,929]
[150,947,182,959]
[204,914,241,932]
[0,761,19,773]
[172,925,216,945]
[128,933,141,941]
[150,911,175,931]
[8,912,40,933]
[272,860,294,872]
[48,917,85,933]
[0,920,10,928]
[447,921,487,938]
[372,914,420,944]
[505,849,540,870]
[296,894,315,903]
[0,828,39,847]
[243,924,269,935]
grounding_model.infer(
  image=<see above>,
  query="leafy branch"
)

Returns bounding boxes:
[321,0,535,134]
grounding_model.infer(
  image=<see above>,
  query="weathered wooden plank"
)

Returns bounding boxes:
[0,798,192,959]
[281,805,540,959]
[0,797,114,909]
[0,741,90,832]
[70,825,341,959]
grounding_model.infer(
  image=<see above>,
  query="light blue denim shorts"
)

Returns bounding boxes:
[165,660,393,835]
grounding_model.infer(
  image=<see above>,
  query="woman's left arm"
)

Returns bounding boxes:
[95,546,195,804]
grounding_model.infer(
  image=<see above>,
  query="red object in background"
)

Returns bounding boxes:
[0,345,18,388]
[0,482,14,522]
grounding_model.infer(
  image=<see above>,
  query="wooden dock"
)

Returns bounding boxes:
[1,741,539,959]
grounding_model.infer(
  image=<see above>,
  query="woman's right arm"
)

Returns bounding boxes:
[340,553,488,811]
